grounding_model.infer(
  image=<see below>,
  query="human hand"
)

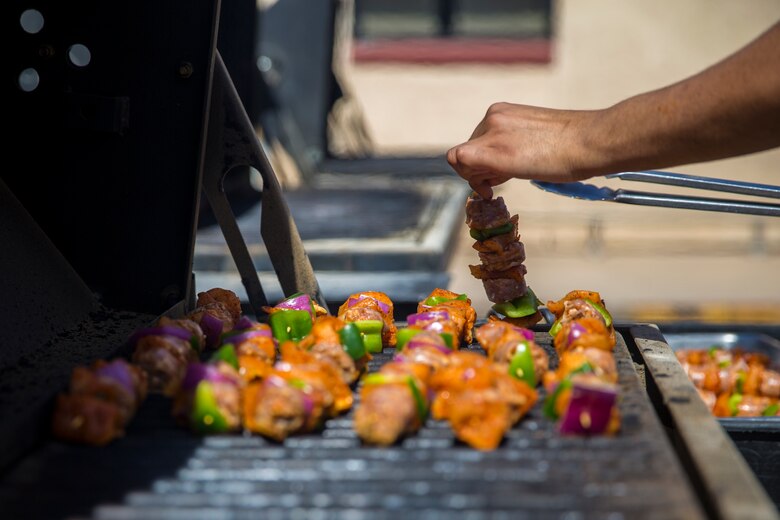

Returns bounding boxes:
[446,102,598,199]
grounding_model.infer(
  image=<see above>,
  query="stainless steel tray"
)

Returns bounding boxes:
[663,332,780,427]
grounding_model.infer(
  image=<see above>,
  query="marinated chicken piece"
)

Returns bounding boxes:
[445,389,514,450]
[309,341,360,385]
[542,347,619,392]
[354,384,418,445]
[353,362,431,446]
[157,316,207,352]
[395,331,452,372]
[298,315,367,384]
[196,287,242,322]
[474,320,548,384]
[132,334,196,395]
[51,394,124,446]
[243,342,353,441]
[761,368,780,398]
[428,351,537,450]
[243,378,313,441]
[279,342,353,415]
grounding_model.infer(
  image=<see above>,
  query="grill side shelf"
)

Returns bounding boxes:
[626,324,779,520]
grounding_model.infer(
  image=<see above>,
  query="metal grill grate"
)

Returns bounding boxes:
[1,330,706,520]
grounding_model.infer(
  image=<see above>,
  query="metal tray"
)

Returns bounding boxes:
[663,332,780,429]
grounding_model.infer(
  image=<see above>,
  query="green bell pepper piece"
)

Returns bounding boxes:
[543,378,572,420]
[362,333,383,353]
[339,322,367,360]
[353,320,384,334]
[269,309,312,342]
[423,293,468,306]
[492,287,539,319]
[191,381,229,434]
[469,222,514,241]
[363,373,428,422]
[548,318,563,338]
[395,327,424,351]
[735,371,746,394]
[508,341,536,387]
[352,320,384,352]
[728,393,743,416]
[762,402,779,416]
[584,299,613,327]
[541,362,593,419]
[210,344,239,370]
[395,327,453,351]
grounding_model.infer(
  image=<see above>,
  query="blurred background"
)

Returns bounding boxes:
[198,0,780,325]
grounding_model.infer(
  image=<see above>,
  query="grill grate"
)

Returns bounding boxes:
[1,330,706,520]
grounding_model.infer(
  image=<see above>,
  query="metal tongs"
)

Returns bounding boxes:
[531,170,780,217]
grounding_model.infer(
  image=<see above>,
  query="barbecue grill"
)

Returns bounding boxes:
[3,1,778,519]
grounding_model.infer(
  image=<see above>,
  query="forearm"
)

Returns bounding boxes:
[575,21,780,177]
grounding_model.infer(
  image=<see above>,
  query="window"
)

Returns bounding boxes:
[353,0,554,64]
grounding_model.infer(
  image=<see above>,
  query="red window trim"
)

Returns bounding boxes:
[352,37,552,64]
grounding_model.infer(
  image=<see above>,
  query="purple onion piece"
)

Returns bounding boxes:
[181,363,209,391]
[300,392,314,419]
[276,293,313,318]
[181,362,237,391]
[512,326,536,341]
[566,321,587,348]
[234,316,255,331]
[406,339,451,355]
[95,360,135,395]
[348,294,390,314]
[127,325,193,346]
[200,313,225,348]
[558,381,617,435]
[393,354,408,363]
[407,310,450,327]
[223,329,272,346]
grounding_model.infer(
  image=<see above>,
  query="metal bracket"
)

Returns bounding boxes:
[201,51,326,318]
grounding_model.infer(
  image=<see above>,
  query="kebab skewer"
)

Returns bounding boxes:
[465,193,542,327]
[542,290,620,436]
[52,358,148,446]
[338,291,397,352]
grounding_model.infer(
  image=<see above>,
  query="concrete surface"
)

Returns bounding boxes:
[341,0,780,321]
